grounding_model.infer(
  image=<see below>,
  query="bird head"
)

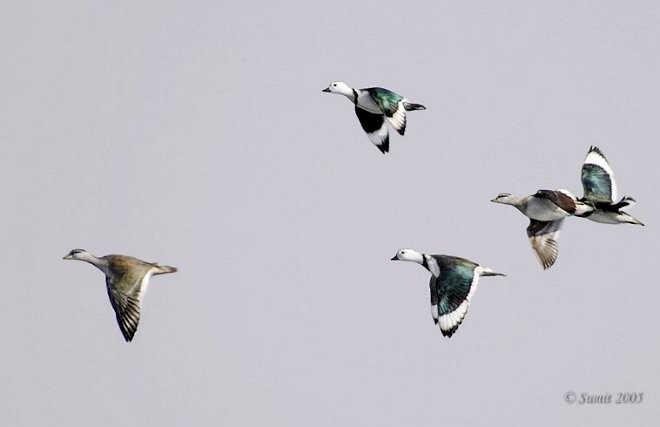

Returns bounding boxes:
[63,248,89,260]
[322,81,353,96]
[490,192,516,205]
[391,248,424,264]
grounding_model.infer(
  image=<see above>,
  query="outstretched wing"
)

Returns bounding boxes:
[429,260,479,338]
[366,87,407,136]
[527,219,563,270]
[354,106,389,154]
[365,87,403,115]
[581,146,617,203]
[105,270,148,342]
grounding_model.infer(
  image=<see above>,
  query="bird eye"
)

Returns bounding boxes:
[333,83,337,87]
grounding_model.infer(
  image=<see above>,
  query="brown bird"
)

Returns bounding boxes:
[63,249,177,341]
[491,190,593,269]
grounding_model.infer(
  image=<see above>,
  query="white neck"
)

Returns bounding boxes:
[76,251,109,273]
[344,88,357,103]
[395,249,440,277]
[498,195,527,213]
[507,195,525,207]
[333,82,356,101]
[399,249,425,264]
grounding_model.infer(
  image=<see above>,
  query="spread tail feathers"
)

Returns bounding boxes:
[403,102,426,111]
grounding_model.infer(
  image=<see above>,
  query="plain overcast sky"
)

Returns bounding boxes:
[2,1,659,426]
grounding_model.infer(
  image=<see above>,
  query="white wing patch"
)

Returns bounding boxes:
[556,188,577,200]
[386,101,407,135]
[131,271,154,302]
[365,123,389,150]
[426,256,440,278]
[431,304,439,323]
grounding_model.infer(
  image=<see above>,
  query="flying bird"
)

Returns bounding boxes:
[491,190,593,269]
[391,248,505,337]
[579,146,644,225]
[63,249,177,342]
[322,81,425,154]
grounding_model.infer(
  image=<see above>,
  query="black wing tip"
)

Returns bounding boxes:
[439,317,465,338]
[376,136,390,154]
[588,145,607,159]
[120,327,136,342]
[116,310,139,342]
[441,327,458,338]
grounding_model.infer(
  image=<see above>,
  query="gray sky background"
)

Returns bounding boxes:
[2,1,659,426]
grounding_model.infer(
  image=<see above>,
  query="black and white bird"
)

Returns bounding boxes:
[491,190,593,269]
[579,146,644,226]
[322,81,426,154]
[63,249,177,342]
[391,249,505,338]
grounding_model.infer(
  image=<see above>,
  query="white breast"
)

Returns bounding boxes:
[356,92,381,114]
[524,199,570,221]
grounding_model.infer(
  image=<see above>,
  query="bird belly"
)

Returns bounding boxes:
[586,209,627,224]
[524,201,569,221]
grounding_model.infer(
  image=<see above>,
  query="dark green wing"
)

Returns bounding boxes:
[435,262,475,317]
[431,256,479,337]
[581,164,614,203]
[581,146,616,203]
[365,87,403,117]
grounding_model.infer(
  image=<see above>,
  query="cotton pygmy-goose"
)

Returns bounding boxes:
[491,190,593,269]
[391,249,505,338]
[63,249,177,342]
[579,146,644,226]
[322,81,426,154]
